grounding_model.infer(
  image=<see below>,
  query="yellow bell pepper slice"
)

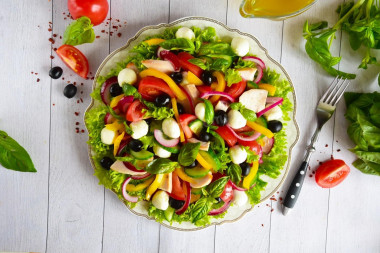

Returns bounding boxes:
[140,68,187,100]
[144,38,166,46]
[243,161,259,189]
[210,71,226,103]
[171,98,185,142]
[187,71,203,85]
[258,84,276,96]
[109,94,124,108]
[105,121,125,134]
[196,153,213,171]
[175,167,196,184]
[146,174,165,201]
[247,121,274,138]
[126,176,154,192]
[113,132,125,156]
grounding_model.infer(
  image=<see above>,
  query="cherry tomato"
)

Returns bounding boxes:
[234,125,252,132]
[215,125,238,147]
[126,100,147,122]
[138,76,175,101]
[315,159,350,188]
[224,80,246,98]
[56,45,89,79]
[68,0,109,26]
[179,114,197,139]
[220,181,234,203]
[177,52,203,77]
[169,172,186,200]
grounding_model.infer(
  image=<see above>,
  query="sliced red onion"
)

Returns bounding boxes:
[100,76,118,105]
[117,141,129,156]
[122,177,138,203]
[253,66,263,84]
[200,91,235,102]
[123,161,145,172]
[266,97,283,104]
[229,180,247,191]
[156,46,168,58]
[261,136,275,155]
[226,124,261,142]
[209,200,231,215]
[160,50,181,71]
[256,98,283,118]
[176,182,191,215]
[242,56,266,69]
[132,173,151,180]
[118,96,134,113]
[104,113,115,125]
[154,129,179,147]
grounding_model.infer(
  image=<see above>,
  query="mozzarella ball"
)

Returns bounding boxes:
[101,128,116,145]
[118,68,137,86]
[195,103,206,121]
[229,145,247,164]
[130,120,149,139]
[264,106,283,121]
[175,27,195,40]
[153,145,171,158]
[233,190,248,207]
[152,190,169,210]
[228,110,247,129]
[162,118,181,139]
[231,37,250,57]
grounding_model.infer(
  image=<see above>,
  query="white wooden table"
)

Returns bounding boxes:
[1,0,379,252]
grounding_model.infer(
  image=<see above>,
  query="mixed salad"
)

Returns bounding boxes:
[85,26,292,226]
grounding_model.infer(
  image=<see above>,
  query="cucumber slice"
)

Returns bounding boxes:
[203,99,214,125]
[255,117,267,128]
[155,140,180,154]
[130,150,154,160]
[185,165,210,178]
[164,206,175,222]
[199,150,220,171]
[188,119,203,136]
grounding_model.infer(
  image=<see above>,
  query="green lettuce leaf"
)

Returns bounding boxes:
[63,16,95,46]
[85,106,111,155]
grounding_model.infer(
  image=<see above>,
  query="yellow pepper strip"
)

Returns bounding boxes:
[146,174,165,200]
[126,176,154,192]
[113,132,125,156]
[210,71,226,103]
[196,153,213,171]
[243,161,259,189]
[105,121,125,134]
[258,84,276,96]
[140,68,187,100]
[247,121,274,138]
[109,94,125,108]
[175,167,196,184]
[171,98,185,142]
[187,71,203,85]
[190,193,201,203]
[144,38,166,46]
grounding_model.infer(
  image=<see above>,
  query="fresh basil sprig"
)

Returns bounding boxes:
[206,176,229,198]
[63,16,95,46]
[145,158,179,174]
[0,130,36,172]
[191,197,213,223]
[178,142,200,166]
[226,164,241,184]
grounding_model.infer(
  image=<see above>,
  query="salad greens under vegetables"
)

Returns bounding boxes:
[85,26,293,226]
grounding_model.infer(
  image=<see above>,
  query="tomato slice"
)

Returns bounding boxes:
[56,45,89,79]
[169,172,186,200]
[196,85,212,95]
[215,125,238,147]
[220,181,234,203]
[179,114,197,139]
[315,159,350,188]
[177,52,203,77]
[138,76,175,101]
[126,100,147,122]
[224,80,246,98]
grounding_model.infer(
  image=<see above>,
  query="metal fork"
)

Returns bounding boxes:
[282,77,350,215]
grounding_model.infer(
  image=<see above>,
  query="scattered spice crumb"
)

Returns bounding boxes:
[270,197,277,201]
[53,47,57,51]
[76,122,79,125]
[59,36,62,39]
[62,77,65,80]
[96,36,100,39]
[77,100,80,104]
[312,170,316,174]
[52,103,55,106]
[74,112,79,116]
[80,91,83,94]
[337,149,341,152]
[319,161,323,165]
[35,73,38,75]
[331,155,334,160]
[261,224,264,227]
[101,30,105,33]
[50,56,55,59]
[279,197,283,201]
[81,129,85,133]
[271,208,274,212]
[48,38,55,44]
[80,98,83,103]
[309,174,313,178]
[53,34,57,37]
[325,144,328,147]
[117,33,122,37]
[37,78,40,82]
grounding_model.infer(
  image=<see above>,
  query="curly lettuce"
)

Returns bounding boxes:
[85,106,111,155]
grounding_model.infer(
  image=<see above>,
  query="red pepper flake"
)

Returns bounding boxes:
[48,28,52,32]
[64,17,67,20]
[91,77,94,80]
[261,224,264,227]
[74,112,79,116]
[50,55,55,59]
[331,155,334,160]
[76,129,79,133]
[35,73,38,75]
[124,21,127,24]
[325,144,328,147]
[76,122,79,125]
[80,83,84,86]
[112,25,118,29]
[53,47,57,51]
[52,103,55,106]
[270,197,277,201]
[117,33,122,37]
[116,19,120,22]
[49,21,52,24]
[31,71,34,74]
[312,170,316,174]
[77,100,80,104]
[319,161,323,165]
[336,140,338,143]
[337,149,341,152]
[80,91,83,94]
[53,34,57,37]
[101,30,105,33]
[73,82,77,85]
[110,32,113,36]
[119,24,122,28]
[309,174,313,178]
[80,98,83,103]
[271,208,274,212]
[37,78,40,82]
[81,129,85,133]
[59,36,62,39]
[96,36,100,39]
[48,38,55,44]
[279,197,283,201]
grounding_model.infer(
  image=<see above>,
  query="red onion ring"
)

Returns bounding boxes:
[132,173,151,180]
[226,124,261,142]
[209,200,231,215]
[154,129,179,147]
[242,56,266,69]
[229,180,247,191]
[122,177,138,203]
[256,98,283,118]
[175,182,191,215]
[200,91,235,102]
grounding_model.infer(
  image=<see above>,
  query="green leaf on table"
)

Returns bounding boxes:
[347,122,368,151]
[369,103,380,127]
[353,158,380,176]
[63,16,95,46]
[352,150,380,164]
[357,114,380,150]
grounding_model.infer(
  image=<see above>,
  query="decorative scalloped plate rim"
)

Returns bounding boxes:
[85,16,300,231]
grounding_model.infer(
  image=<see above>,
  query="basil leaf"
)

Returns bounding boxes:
[0,130,36,172]
[369,103,380,127]
[357,114,380,150]
[234,57,255,69]
[241,108,257,121]
[224,69,242,87]
[226,164,241,184]
[352,150,380,164]
[178,143,200,166]
[353,158,380,176]
[347,122,368,150]
[198,42,235,56]
[63,16,95,46]
[191,197,213,223]
[203,99,214,125]
[206,176,229,198]
[188,58,208,70]
[145,158,179,174]
[160,38,195,54]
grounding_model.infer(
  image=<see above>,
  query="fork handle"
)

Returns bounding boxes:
[283,161,308,212]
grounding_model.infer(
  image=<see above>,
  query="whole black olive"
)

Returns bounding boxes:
[201,71,215,86]
[63,84,77,98]
[100,157,114,170]
[155,94,171,107]
[170,72,183,84]
[109,83,123,97]
[215,197,222,203]
[267,120,283,133]
[169,197,185,210]
[128,139,143,152]
[49,66,63,79]
[214,110,228,126]
[240,162,251,176]
[199,130,211,142]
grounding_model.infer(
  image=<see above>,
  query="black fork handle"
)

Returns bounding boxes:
[283,161,308,210]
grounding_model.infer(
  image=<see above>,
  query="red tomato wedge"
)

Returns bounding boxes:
[220,181,234,203]
[177,52,203,77]
[215,125,238,147]
[224,80,246,98]
[138,76,175,101]
[169,172,186,200]
[126,100,147,122]
[56,45,89,79]
[315,159,350,188]
[179,114,197,139]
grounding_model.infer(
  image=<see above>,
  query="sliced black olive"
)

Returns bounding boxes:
[201,71,215,86]
[199,130,211,142]
[177,103,185,114]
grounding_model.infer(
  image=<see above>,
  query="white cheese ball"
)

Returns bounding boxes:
[130,120,149,139]
[231,37,250,57]
[264,106,283,121]
[152,190,169,210]
[100,128,116,145]
[118,68,137,86]
[228,109,247,129]
[195,103,206,121]
[233,190,248,207]
[153,145,171,158]
[175,27,195,40]
[229,145,247,164]
[162,118,181,139]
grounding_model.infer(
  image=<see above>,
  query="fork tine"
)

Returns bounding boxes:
[332,79,350,106]
[326,77,347,104]
[319,76,338,103]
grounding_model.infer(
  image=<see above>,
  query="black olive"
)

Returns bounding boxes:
[240,162,251,176]
[109,83,123,97]
[63,84,77,98]
[128,139,143,152]
[49,66,63,79]
[170,72,183,84]
[155,94,171,107]
[199,130,211,142]
[177,103,185,114]
[214,110,228,126]
[169,197,185,210]
[215,197,222,203]
[187,160,198,168]
[100,157,113,170]
[267,120,283,133]
[201,71,215,86]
